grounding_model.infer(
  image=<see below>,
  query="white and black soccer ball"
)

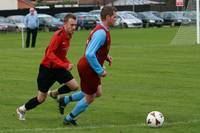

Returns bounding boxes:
[146,111,164,127]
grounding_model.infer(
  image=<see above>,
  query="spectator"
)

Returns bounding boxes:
[24,8,39,48]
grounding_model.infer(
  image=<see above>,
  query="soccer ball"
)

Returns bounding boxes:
[146,111,164,127]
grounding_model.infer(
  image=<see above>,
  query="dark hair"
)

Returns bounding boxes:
[100,6,117,20]
[64,13,76,22]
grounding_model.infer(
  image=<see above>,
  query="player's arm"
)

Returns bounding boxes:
[46,34,69,69]
[85,29,106,76]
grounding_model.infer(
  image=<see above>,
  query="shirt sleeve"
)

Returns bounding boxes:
[85,29,106,75]
[24,15,28,27]
[46,34,69,69]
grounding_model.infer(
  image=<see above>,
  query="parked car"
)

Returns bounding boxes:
[0,23,7,32]
[160,11,191,26]
[118,11,139,18]
[137,12,164,27]
[7,15,26,31]
[0,16,17,32]
[115,12,143,28]
[184,11,196,23]
[38,14,63,31]
[89,10,101,15]
[90,14,101,24]
[148,11,161,18]
[54,12,71,22]
[75,13,97,30]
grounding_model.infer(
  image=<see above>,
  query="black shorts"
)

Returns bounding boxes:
[37,65,73,93]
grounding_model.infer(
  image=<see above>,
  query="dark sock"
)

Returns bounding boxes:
[58,85,72,94]
[69,95,73,101]
[69,113,75,119]
[25,97,42,110]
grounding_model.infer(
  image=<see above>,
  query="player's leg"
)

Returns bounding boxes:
[63,85,102,126]
[57,79,80,114]
[63,94,92,126]
[31,28,37,48]
[16,65,54,120]
[48,79,79,99]
[48,69,79,99]
[25,28,31,48]
[94,85,102,98]
[16,91,48,120]
[48,68,80,114]
[58,83,102,107]
[57,91,85,115]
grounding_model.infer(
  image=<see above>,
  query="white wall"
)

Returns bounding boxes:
[0,0,17,10]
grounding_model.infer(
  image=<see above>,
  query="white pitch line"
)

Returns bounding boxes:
[0,119,200,133]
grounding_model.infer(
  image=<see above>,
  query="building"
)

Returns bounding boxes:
[18,0,34,9]
[106,0,164,6]
[30,0,113,6]
[0,0,18,10]
[0,0,34,10]
[79,0,112,6]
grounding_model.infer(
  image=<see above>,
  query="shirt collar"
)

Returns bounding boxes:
[100,23,109,31]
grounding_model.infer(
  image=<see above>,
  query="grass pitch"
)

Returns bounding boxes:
[0,27,200,133]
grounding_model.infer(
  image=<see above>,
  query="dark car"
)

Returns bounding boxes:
[137,12,164,28]
[38,14,63,31]
[160,11,191,26]
[75,14,97,30]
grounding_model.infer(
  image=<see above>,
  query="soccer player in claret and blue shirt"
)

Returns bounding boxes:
[57,6,117,126]
[16,14,80,120]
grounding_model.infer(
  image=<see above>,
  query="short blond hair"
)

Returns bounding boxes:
[64,14,76,23]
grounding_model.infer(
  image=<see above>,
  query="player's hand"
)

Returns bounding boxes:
[67,64,73,71]
[106,55,112,66]
[101,70,107,77]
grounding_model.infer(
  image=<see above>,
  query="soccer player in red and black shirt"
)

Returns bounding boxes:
[16,14,79,120]
[57,6,117,125]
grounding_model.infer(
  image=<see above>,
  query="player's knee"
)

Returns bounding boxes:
[87,98,94,104]
[37,95,46,103]
[66,79,79,91]
[85,96,95,104]
[95,92,102,97]
[70,84,79,91]
[71,84,79,91]
[95,87,102,97]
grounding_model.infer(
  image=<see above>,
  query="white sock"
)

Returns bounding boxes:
[19,105,26,112]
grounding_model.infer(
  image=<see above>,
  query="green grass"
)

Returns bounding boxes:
[1,27,200,133]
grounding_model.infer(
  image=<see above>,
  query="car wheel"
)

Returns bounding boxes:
[77,26,81,31]
[16,27,20,32]
[44,26,49,32]
[157,25,162,28]
[171,22,175,27]
[122,23,128,28]
[145,23,149,28]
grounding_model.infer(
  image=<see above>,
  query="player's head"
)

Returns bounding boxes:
[63,14,77,36]
[100,6,117,26]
